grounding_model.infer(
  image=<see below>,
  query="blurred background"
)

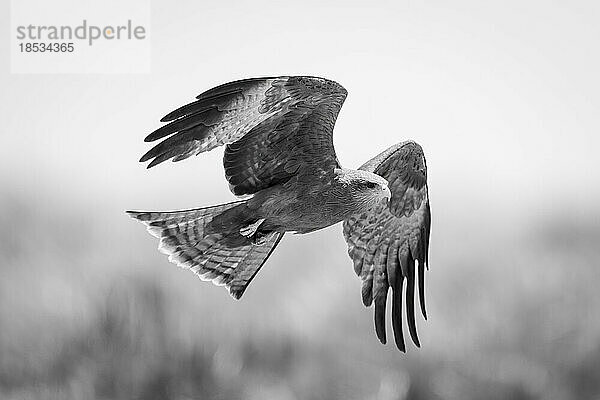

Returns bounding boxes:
[1,0,599,399]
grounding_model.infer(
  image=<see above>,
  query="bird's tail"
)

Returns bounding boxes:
[127,201,284,299]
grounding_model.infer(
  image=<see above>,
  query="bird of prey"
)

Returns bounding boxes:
[128,76,431,351]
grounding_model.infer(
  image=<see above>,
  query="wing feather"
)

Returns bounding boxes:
[391,276,406,352]
[373,243,390,344]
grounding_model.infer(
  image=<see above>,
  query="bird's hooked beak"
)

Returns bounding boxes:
[382,185,392,202]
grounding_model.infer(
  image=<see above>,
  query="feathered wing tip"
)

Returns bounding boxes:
[388,198,430,351]
[126,202,284,299]
[139,78,283,168]
[348,202,430,352]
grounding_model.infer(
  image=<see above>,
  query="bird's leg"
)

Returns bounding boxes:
[239,218,266,243]
[252,231,270,246]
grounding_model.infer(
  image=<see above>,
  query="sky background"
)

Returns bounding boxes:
[1,1,599,399]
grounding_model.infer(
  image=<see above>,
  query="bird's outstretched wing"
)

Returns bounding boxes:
[343,141,431,352]
[140,76,347,195]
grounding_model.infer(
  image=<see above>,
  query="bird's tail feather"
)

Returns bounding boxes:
[127,201,284,299]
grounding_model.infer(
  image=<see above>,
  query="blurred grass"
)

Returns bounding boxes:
[0,189,599,400]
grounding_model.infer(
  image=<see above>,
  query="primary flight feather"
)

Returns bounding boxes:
[128,76,431,351]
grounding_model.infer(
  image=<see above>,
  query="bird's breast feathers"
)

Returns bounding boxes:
[249,170,388,233]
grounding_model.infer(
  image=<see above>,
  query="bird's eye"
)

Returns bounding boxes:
[366,182,377,189]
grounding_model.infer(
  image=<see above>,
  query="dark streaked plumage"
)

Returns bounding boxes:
[128,76,431,352]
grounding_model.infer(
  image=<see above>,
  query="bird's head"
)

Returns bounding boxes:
[334,168,391,212]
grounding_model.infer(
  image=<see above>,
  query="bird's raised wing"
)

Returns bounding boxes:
[343,141,431,352]
[140,76,348,195]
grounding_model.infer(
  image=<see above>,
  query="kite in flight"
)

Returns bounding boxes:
[128,76,431,351]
